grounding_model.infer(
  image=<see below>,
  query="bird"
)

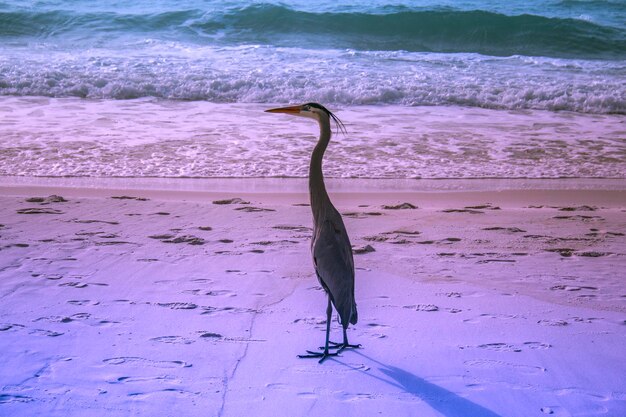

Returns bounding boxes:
[265,103,360,363]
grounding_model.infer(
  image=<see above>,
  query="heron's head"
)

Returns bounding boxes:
[265,103,346,134]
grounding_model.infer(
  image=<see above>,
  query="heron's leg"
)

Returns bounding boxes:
[298,296,338,363]
[328,327,361,353]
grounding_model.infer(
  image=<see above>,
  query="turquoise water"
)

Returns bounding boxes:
[0,1,624,111]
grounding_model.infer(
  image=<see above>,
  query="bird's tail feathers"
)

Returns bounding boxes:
[349,301,358,325]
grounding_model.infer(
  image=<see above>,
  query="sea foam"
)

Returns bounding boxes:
[1,98,623,179]
[0,48,623,114]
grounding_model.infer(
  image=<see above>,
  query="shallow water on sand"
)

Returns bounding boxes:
[0,98,624,180]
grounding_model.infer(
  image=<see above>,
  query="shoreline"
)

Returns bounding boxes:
[2,177,625,209]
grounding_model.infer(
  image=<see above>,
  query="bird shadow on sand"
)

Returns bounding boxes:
[341,351,502,417]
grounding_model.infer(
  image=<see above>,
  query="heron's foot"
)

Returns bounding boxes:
[326,341,362,353]
[298,350,339,364]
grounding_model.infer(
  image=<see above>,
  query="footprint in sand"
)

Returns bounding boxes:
[476,258,516,264]
[150,335,195,345]
[103,357,192,368]
[392,229,422,235]
[265,382,289,390]
[550,285,598,292]
[552,387,613,405]
[209,336,265,343]
[225,270,247,275]
[366,323,389,338]
[61,281,108,288]
[59,282,88,289]
[112,299,134,304]
[463,313,520,324]
[545,248,575,257]
[340,393,375,401]
[164,235,205,245]
[353,244,375,254]
[149,234,175,240]
[462,341,551,352]
[190,278,214,284]
[73,219,119,225]
[212,197,249,205]
[127,388,201,398]
[537,319,569,326]
[0,323,25,332]
[0,394,34,404]
[576,251,611,257]
[364,230,423,245]
[25,195,68,204]
[42,273,63,280]
[464,359,546,375]
[482,227,527,233]
[17,207,64,215]
[183,289,236,297]
[440,203,499,214]
[293,317,327,326]
[273,225,312,233]
[441,208,484,214]
[364,235,391,242]
[111,195,149,201]
[250,239,298,246]
[403,304,439,312]
[574,317,603,324]
[29,329,64,337]
[200,306,257,315]
[109,375,180,384]
[342,211,383,218]
[95,241,136,246]
[149,234,205,245]
[382,202,417,210]
[235,206,275,212]
[557,205,597,212]
[199,332,223,339]
[441,237,461,244]
[552,215,602,221]
[34,313,91,323]
[438,292,462,298]
[67,299,100,306]
[156,302,198,310]
[366,322,390,328]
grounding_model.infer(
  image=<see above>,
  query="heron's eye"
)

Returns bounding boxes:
[302,105,310,111]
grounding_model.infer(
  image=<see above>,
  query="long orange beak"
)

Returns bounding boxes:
[265,105,302,114]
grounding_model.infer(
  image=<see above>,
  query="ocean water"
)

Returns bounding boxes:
[1,0,625,111]
[0,1,624,179]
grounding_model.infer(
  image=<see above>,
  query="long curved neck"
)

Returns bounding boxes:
[309,115,332,221]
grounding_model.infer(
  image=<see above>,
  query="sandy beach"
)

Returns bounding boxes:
[1,0,625,415]
[0,179,624,417]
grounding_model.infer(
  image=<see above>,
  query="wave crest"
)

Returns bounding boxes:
[0,5,624,58]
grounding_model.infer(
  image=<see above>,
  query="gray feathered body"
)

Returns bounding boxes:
[311,204,358,327]
[309,114,358,328]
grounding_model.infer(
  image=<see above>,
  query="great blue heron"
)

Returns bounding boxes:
[265,103,360,363]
